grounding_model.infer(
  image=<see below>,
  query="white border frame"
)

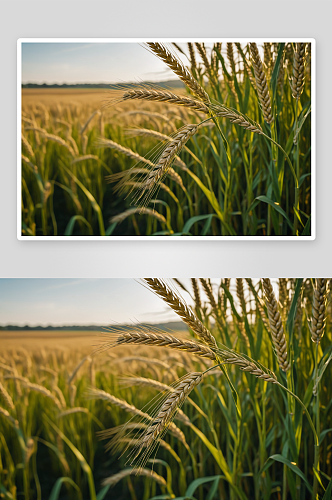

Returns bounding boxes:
[17,38,316,241]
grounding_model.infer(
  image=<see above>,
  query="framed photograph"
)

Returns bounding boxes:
[18,39,315,239]
[1,277,330,498]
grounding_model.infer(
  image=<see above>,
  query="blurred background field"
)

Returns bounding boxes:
[21,42,312,237]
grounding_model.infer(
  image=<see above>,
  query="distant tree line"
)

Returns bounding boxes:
[0,321,188,331]
[22,80,184,89]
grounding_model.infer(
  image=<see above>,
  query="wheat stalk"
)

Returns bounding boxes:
[0,382,15,410]
[249,43,273,124]
[262,278,290,371]
[142,279,218,348]
[310,279,328,344]
[291,43,307,100]
[146,42,209,103]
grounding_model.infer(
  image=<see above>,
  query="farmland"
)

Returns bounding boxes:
[21,42,312,237]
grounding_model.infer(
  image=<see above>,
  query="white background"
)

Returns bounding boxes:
[1,0,331,278]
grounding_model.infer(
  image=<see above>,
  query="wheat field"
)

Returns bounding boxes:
[21,42,312,237]
[0,278,331,500]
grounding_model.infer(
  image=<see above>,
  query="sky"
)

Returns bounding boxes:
[0,278,183,326]
[0,278,270,327]
[21,42,191,85]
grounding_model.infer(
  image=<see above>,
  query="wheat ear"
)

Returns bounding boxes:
[119,376,191,426]
[102,327,216,361]
[0,382,15,410]
[227,43,236,73]
[0,406,19,428]
[187,42,197,72]
[139,124,199,197]
[87,387,186,445]
[310,279,328,344]
[25,127,76,156]
[262,278,290,371]
[263,43,272,77]
[213,106,263,134]
[199,279,223,326]
[142,279,218,348]
[110,207,166,225]
[21,135,35,157]
[96,138,154,166]
[235,278,250,346]
[122,89,209,114]
[102,468,166,488]
[58,407,89,418]
[23,382,63,409]
[67,356,91,384]
[245,278,270,332]
[249,43,273,124]
[134,372,203,455]
[219,351,277,383]
[86,387,151,419]
[291,43,307,100]
[191,278,202,311]
[146,42,209,103]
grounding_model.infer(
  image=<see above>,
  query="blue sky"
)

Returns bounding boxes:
[0,278,209,326]
[21,42,185,84]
